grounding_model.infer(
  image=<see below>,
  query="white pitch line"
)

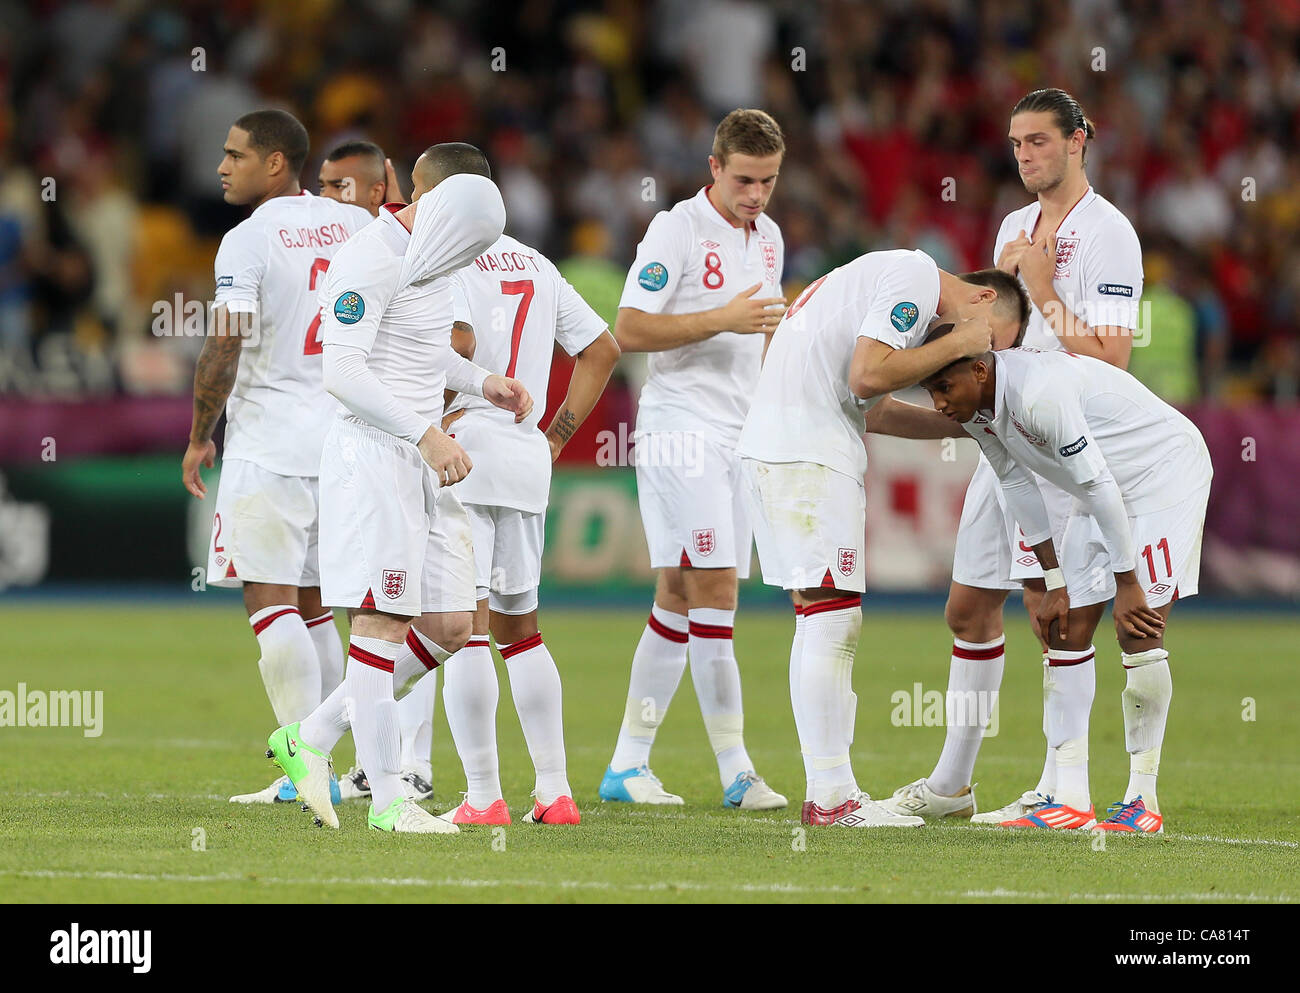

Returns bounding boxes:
[1167,833,1297,848]
[5,870,1291,902]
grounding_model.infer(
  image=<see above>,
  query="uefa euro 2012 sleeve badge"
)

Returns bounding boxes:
[889,301,919,333]
[333,291,365,324]
[638,262,669,291]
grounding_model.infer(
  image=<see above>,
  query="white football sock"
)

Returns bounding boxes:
[344,636,403,810]
[393,627,451,697]
[250,605,320,725]
[610,604,689,771]
[1045,646,1096,811]
[305,611,344,699]
[1121,649,1172,814]
[1033,653,1057,797]
[790,606,812,803]
[298,676,352,754]
[397,666,436,780]
[928,635,1005,796]
[688,607,754,787]
[442,637,501,809]
[801,596,862,809]
[500,632,570,803]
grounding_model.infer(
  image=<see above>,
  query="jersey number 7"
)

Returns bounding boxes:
[500,279,534,377]
[303,257,330,355]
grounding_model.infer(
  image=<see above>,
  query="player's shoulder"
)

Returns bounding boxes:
[497,232,556,272]
[1078,190,1140,243]
[314,196,375,230]
[996,200,1038,238]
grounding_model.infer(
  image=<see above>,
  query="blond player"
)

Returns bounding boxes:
[877,88,1146,824]
[181,110,372,806]
[435,229,621,826]
[920,341,1211,832]
[736,249,1030,826]
[600,109,789,809]
[265,145,532,834]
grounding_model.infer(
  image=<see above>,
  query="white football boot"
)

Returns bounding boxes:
[970,789,1050,825]
[723,771,789,810]
[823,790,925,828]
[598,764,684,805]
[876,779,976,819]
[368,796,460,834]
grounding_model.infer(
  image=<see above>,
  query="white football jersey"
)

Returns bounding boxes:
[619,186,784,448]
[318,207,460,428]
[737,249,942,481]
[446,235,608,514]
[964,348,1211,515]
[993,186,1143,352]
[213,190,372,476]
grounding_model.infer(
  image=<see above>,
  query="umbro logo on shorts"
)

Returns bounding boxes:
[1148,583,1172,597]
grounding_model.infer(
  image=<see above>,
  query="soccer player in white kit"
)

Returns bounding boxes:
[875,89,1147,825]
[920,341,1211,832]
[435,232,621,826]
[600,109,790,809]
[264,146,533,833]
[317,138,450,805]
[737,249,1030,826]
[180,110,373,806]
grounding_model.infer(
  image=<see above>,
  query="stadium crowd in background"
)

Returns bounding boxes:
[0,0,1297,404]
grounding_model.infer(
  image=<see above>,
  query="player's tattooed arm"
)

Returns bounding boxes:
[544,330,620,460]
[182,305,248,498]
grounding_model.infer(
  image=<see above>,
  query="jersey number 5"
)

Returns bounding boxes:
[501,279,534,378]
[303,257,330,355]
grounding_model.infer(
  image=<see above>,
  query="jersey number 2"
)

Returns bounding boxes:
[303,257,330,355]
[500,279,534,377]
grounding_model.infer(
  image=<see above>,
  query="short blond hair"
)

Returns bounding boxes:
[712,109,785,166]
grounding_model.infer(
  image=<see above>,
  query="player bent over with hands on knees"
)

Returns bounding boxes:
[917,329,1210,832]
[264,144,533,834]
[736,247,1031,827]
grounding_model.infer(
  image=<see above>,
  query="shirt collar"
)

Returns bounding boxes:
[696,185,754,232]
[249,188,312,217]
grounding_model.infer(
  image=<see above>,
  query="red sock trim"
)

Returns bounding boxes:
[349,643,395,672]
[499,632,544,659]
[794,603,804,616]
[952,643,1006,661]
[304,612,334,629]
[465,637,491,649]
[360,588,377,610]
[801,594,862,617]
[1048,649,1095,667]
[405,629,441,670]
[251,607,301,635]
[647,612,688,644]
[688,621,734,640]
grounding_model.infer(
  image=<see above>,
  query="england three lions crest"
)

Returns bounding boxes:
[1054,237,1080,278]
[693,529,716,557]
[837,547,857,576]
[760,240,778,286]
[382,569,407,599]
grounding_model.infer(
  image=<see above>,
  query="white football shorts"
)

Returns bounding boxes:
[740,458,866,594]
[206,459,320,589]
[1060,483,1210,608]
[635,431,751,577]
[465,502,545,609]
[318,419,476,617]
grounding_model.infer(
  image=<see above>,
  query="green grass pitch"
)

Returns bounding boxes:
[1,602,1296,903]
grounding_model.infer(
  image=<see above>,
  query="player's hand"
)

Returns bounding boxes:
[182,440,216,499]
[483,374,533,423]
[383,157,407,205]
[1016,233,1056,300]
[441,408,466,434]
[718,283,787,335]
[952,315,993,357]
[996,229,1032,275]
[416,425,472,486]
[1038,586,1071,643]
[1113,578,1165,640]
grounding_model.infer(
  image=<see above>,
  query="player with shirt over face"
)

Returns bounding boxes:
[736,249,1031,827]
[263,145,534,834]
[920,336,1211,833]
[434,227,621,826]
[876,88,1148,825]
[599,109,790,809]
[181,110,374,808]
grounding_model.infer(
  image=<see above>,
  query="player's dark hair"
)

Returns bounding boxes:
[325,140,385,165]
[961,268,1031,346]
[712,108,785,166]
[233,109,310,175]
[1011,88,1096,162]
[416,142,491,186]
[919,323,989,383]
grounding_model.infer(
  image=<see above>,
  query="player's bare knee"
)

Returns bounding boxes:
[417,611,472,655]
[242,581,299,616]
[655,568,688,614]
[682,566,737,610]
[944,585,1005,642]
[489,609,538,646]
